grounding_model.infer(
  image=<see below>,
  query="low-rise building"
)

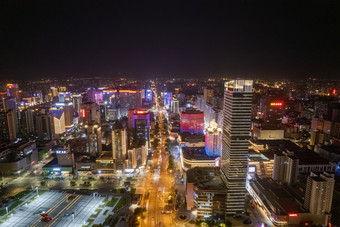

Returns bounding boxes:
[0,142,38,175]
[186,167,226,220]
[180,147,219,171]
[248,175,331,226]
[252,126,284,140]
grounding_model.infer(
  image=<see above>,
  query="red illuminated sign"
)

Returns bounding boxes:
[136,110,146,114]
[81,109,86,118]
[270,102,283,106]
[288,213,297,217]
[332,89,336,95]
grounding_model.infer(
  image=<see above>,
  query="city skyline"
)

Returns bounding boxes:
[1,0,340,226]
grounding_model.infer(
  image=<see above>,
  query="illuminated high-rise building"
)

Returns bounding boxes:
[81,102,100,124]
[2,97,17,111]
[0,110,17,142]
[171,99,179,114]
[63,101,74,127]
[132,110,151,146]
[118,90,142,110]
[259,97,284,128]
[99,101,107,122]
[6,84,19,101]
[164,92,172,107]
[204,88,214,105]
[205,120,222,157]
[49,107,66,134]
[87,89,103,104]
[72,95,82,115]
[180,110,204,134]
[2,96,19,136]
[112,123,128,172]
[84,122,102,156]
[51,87,59,97]
[304,172,334,215]
[36,112,55,141]
[221,80,252,215]
[21,108,35,136]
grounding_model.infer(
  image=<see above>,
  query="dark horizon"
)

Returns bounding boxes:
[1,0,340,80]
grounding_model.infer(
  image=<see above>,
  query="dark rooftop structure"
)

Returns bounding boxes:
[187,167,226,190]
[252,139,301,151]
[182,147,216,161]
[251,176,306,215]
[261,148,333,166]
[320,145,340,156]
[181,109,203,114]
[179,132,205,143]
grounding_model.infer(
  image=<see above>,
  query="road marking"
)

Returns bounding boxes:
[30,194,70,227]
[45,195,82,227]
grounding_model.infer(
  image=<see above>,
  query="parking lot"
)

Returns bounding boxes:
[0,191,119,227]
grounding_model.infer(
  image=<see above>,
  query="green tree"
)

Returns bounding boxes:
[168,155,175,171]
[152,138,160,150]
[131,207,147,226]
[155,121,160,135]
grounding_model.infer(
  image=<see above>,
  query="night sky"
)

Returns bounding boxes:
[1,0,340,80]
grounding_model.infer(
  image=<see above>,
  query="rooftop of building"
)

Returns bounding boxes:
[98,150,113,159]
[187,167,226,191]
[254,125,284,130]
[182,147,216,160]
[319,145,340,155]
[82,101,96,105]
[0,140,34,151]
[75,155,96,163]
[43,157,72,168]
[251,176,306,215]
[179,132,205,142]
[309,172,334,182]
[251,139,301,151]
[181,109,203,114]
[262,149,332,165]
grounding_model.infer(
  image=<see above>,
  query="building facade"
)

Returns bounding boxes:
[221,80,253,215]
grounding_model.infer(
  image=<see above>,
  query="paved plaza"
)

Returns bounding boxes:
[0,191,123,227]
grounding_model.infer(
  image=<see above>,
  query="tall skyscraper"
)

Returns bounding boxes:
[203,88,214,105]
[171,99,179,114]
[304,172,335,215]
[81,102,100,124]
[21,108,35,136]
[84,122,102,156]
[99,101,107,122]
[164,92,172,107]
[112,124,128,161]
[87,89,103,104]
[6,84,19,101]
[0,110,17,142]
[49,107,66,134]
[112,123,128,172]
[132,110,151,147]
[63,101,74,127]
[221,80,253,215]
[36,113,55,141]
[2,96,19,137]
[272,152,299,186]
[2,97,17,111]
[72,95,82,115]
